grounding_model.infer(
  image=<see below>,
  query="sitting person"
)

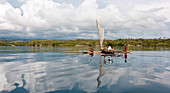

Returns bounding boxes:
[108,46,115,51]
[103,45,107,51]
[90,46,94,52]
[101,45,107,51]
[107,46,112,51]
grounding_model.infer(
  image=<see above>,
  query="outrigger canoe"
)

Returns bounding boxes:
[82,20,131,55]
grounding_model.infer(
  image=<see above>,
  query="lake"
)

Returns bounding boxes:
[0,46,170,93]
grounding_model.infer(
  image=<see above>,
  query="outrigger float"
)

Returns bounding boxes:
[82,20,131,56]
[83,50,130,56]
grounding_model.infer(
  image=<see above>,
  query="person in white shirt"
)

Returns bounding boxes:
[107,46,115,51]
[107,46,112,51]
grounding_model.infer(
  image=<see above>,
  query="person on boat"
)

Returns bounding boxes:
[101,45,106,52]
[102,45,107,51]
[107,46,112,51]
[123,45,127,52]
[108,46,115,51]
[90,46,94,52]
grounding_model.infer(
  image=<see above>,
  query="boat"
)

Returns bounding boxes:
[96,20,116,55]
[97,20,131,55]
[83,20,130,55]
[101,50,115,54]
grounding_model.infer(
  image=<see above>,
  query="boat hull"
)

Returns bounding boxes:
[101,51,115,54]
[82,51,131,55]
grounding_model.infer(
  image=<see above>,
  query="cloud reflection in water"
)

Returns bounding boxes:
[0,47,170,93]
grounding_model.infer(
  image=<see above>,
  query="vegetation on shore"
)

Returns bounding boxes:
[0,38,169,47]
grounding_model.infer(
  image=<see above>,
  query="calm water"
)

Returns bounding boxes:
[0,46,170,93]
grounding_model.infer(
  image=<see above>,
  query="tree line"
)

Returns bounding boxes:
[0,38,169,47]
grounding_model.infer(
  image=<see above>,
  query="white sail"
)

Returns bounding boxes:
[96,20,104,49]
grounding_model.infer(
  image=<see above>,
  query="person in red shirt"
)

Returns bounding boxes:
[123,45,127,52]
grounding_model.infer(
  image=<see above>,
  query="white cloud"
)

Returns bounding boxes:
[0,0,7,4]
[0,0,169,39]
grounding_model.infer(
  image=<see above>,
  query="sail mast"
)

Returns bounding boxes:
[96,20,104,49]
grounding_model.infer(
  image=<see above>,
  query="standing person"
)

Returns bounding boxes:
[123,45,127,52]
[123,45,127,63]
[89,46,94,57]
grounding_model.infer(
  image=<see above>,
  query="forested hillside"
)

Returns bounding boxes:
[0,39,169,47]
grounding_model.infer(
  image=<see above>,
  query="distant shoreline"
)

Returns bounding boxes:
[0,39,169,47]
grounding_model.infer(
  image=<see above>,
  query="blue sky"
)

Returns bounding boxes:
[0,0,170,40]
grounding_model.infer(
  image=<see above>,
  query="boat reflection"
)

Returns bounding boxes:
[89,53,94,57]
[97,53,128,88]
[125,53,127,63]
[102,53,128,63]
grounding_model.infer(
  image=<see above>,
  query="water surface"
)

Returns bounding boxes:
[0,46,170,93]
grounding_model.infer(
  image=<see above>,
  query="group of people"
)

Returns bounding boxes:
[102,45,115,51]
[90,45,127,52]
[89,45,115,52]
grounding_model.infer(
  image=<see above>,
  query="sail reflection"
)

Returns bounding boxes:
[97,56,106,88]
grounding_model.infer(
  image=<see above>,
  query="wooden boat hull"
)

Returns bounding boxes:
[101,51,115,54]
[82,51,131,55]
[101,50,131,54]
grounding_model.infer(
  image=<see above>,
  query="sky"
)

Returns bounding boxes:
[0,0,170,40]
